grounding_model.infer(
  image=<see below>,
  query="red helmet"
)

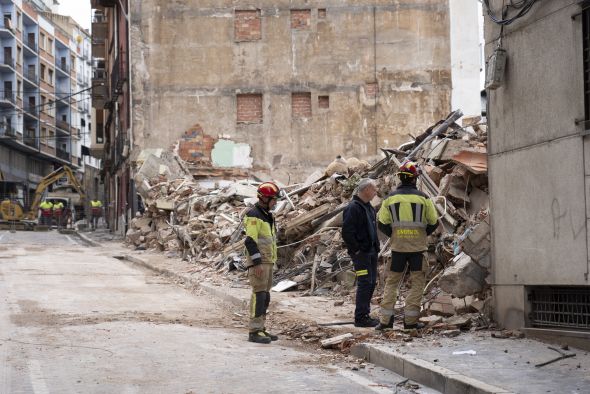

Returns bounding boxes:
[398,161,421,178]
[257,182,281,199]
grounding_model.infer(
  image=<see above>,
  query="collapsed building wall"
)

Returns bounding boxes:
[129,1,451,180]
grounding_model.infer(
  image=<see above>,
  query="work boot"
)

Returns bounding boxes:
[375,316,394,331]
[403,322,425,330]
[248,331,271,344]
[354,315,379,328]
[262,329,278,341]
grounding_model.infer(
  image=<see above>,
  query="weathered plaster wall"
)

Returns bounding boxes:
[484,0,589,329]
[129,1,451,175]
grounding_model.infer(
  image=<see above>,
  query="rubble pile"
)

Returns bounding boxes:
[127,111,492,326]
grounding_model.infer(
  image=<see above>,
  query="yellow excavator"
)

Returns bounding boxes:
[0,166,86,223]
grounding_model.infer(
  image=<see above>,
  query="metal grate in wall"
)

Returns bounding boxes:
[529,287,590,330]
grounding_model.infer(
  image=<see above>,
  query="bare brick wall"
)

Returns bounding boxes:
[177,124,216,163]
[291,9,311,30]
[292,92,312,118]
[237,94,263,123]
[365,82,378,99]
[318,95,329,109]
[235,10,261,41]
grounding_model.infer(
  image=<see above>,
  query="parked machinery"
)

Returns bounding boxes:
[0,166,86,224]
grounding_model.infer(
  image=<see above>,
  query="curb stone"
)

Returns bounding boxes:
[351,344,515,394]
[75,231,102,247]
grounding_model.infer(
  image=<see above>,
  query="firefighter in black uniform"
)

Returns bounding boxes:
[342,178,380,327]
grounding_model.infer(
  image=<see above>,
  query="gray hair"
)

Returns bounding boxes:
[355,178,376,195]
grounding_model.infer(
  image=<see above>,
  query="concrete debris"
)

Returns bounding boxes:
[438,253,486,298]
[321,333,353,348]
[125,113,492,335]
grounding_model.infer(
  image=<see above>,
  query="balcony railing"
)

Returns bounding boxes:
[1,92,15,103]
[56,119,70,131]
[58,62,70,74]
[0,125,16,137]
[24,132,38,149]
[110,51,128,103]
[1,17,15,33]
[56,148,70,161]
[26,71,38,84]
[26,40,38,53]
[2,57,14,68]
[25,105,38,117]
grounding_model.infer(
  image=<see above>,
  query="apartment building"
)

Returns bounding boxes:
[42,11,103,205]
[89,0,129,232]
[0,2,69,192]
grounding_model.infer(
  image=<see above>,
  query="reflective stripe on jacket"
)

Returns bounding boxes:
[243,204,277,267]
[378,184,438,252]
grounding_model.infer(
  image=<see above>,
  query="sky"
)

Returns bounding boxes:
[58,0,91,31]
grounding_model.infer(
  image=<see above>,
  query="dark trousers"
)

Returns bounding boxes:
[352,252,378,321]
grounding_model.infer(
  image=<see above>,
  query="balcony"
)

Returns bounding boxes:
[24,39,37,55]
[0,17,15,37]
[0,57,14,70]
[56,119,70,132]
[24,105,39,118]
[56,148,70,161]
[92,38,105,58]
[0,92,15,106]
[23,131,38,149]
[57,62,70,75]
[0,124,16,138]
[110,52,127,103]
[92,0,117,7]
[24,70,38,85]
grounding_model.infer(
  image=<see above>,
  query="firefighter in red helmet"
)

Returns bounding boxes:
[244,182,281,344]
[375,161,439,331]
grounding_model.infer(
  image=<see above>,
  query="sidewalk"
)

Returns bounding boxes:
[78,230,590,394]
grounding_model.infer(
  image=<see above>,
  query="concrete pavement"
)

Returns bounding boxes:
[0,230,435,393]
[78,229,590,394]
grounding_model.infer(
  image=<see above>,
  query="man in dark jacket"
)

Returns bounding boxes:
[342,179,380,327]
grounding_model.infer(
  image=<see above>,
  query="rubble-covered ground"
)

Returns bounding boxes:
[126,112,493,343]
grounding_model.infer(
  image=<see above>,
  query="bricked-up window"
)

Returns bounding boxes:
[237,94,263,123]
[235,10,261,42]
[365,82,379,99]
[292,92,312,118]
[318,9,327,19]
[291,9,311,30]
[318,95,329,109]
[583,4,590,130]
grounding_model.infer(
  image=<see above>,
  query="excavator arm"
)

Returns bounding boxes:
[26,166,86,220]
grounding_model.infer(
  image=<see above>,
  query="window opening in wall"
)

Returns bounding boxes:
[40,64,46,81]
[237,93,263,124]
[583,3,590,130]
[292,92,312,118]
[365,82,378,99]
[318,9,327,19]
[235,9,261,42]
[318,95,329,109]
[291,9,311,30]
[27,33,35,49]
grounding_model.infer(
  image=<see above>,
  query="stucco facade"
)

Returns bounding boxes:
[485,0,589,335]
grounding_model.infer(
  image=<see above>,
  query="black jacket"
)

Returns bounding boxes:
[342,195,379,256]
